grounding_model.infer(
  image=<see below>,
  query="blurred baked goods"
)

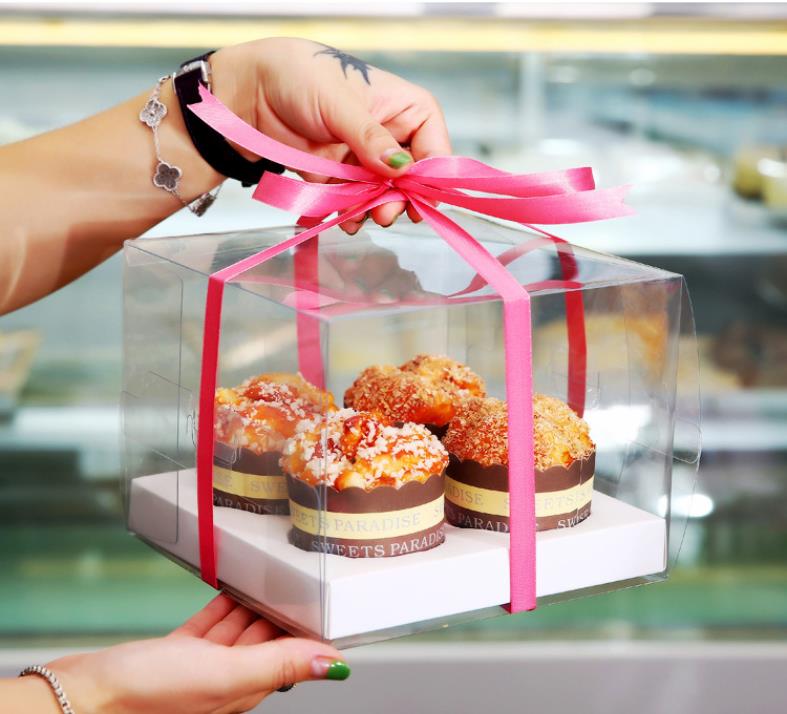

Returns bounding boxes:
[713,322,787,388]
[732,146,785,200]
[534,310,668,384]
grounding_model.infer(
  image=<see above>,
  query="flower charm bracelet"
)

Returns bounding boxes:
[140,75,221,216]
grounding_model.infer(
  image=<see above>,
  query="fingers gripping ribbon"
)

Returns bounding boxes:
[189,85,633,613]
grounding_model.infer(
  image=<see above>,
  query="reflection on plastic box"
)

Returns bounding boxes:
[122,212,699,646]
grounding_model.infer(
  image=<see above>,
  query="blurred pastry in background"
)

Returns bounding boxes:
[534,315,743,397]
[732,145,785,200]
[534,311,668,384]
[713,322,787,388]
[677,335,739,395]
[758,157,787,221]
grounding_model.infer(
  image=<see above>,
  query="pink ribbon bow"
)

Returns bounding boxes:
[190,85,633,614]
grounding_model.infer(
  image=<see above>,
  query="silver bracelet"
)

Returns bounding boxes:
[139,74,221,217]
[19,665,76,714]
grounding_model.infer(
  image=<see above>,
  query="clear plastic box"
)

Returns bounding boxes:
[122,211,700,647]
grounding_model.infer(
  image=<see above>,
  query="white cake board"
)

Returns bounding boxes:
[128,470,666,642]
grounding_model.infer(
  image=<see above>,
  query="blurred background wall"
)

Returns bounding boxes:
[0,2,785,712]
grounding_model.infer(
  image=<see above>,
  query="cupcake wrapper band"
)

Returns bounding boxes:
[445,453,595,532]
[445,499,591,532]
[287,473,446,558]
[213,491,290,516]
[213,446,290,514]
[290,522,445,558]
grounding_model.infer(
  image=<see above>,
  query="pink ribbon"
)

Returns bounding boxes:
[190,86,633,612]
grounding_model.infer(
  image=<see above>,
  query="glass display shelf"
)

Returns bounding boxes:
[1,39,786,647]
[1,520,785,645]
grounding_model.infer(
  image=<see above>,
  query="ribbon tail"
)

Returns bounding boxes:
[189,86,377,182]
[254,172,384,217]
[410,197,536,613]
[295,239,325,389]
[196,274,223,588]
[405,180,634,225]
[449,221,588,419]
[522,225,587,417]
[409,160,596,195]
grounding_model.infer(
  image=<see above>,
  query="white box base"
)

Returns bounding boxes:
[128,469,666,642]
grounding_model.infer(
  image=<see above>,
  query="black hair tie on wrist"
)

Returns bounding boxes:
[173,51,285,187]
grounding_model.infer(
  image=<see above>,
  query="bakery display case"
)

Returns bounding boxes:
[0,6,786,649]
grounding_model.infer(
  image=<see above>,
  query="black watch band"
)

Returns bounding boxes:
[173,51,285,187]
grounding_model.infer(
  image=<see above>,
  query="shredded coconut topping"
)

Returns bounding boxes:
[214,372,335,454]
[344,354,485,427]
[443,395,595,470]
[280,409,448,491]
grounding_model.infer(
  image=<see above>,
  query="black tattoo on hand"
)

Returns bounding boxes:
[314,45,372,85]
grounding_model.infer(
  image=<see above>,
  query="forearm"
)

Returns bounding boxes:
[0,36,451,315]
[0,79,223,315]
[0,677,64,713]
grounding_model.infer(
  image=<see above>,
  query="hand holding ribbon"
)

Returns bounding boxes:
[189,85,633,614]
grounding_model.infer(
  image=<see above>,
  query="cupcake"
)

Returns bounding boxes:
[213,372,336,515]
[343,354,486,437]
[280,409,448,558]
[443,395,595,532]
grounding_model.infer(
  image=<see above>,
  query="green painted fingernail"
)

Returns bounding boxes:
[385,150,412,169]
[312,656,351,680]
[326,660,351,680]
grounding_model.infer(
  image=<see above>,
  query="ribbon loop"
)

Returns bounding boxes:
[409,160,597,196]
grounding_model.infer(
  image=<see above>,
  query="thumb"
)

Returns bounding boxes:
[326,97,413,176]
[231,637,350,692]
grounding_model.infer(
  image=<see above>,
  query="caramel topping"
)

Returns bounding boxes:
[214,372,335,454]
[280,408,448,491]
[443,395,594,470]
[344,354,485,427]
[401,354,486,399]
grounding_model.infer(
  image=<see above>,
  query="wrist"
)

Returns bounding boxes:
[46,656,115,714]
[209,44,264,162]
[6,676,64,713]
[155,78,224,202]
[210,46,257,123]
